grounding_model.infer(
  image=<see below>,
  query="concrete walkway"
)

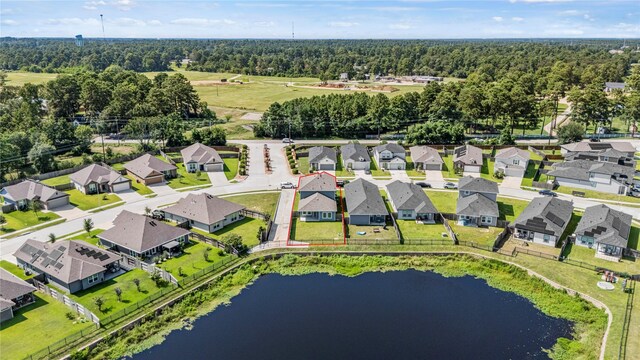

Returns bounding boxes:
[207,171,228,186]
[268,189,295,243]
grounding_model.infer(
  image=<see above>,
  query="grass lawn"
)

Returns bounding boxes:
[0,260,33,280]
[66,189,122,211]
[158,240,227,277]
[554,186,640,204]
[521,162,538,187]
[497,197,528,223]
[110,162,125,171]
[441,155,462,179]
[221,192,279,217]
[223,158,239,180]
[335,154,355,178]
[396,221,448,241]
[480,158,502,183]
[405,156,425,179]
[0,293,95,360]
[68,229,104,246]
[211,217,266,247]
[347,224,398,241]
[297,157,310,174]
[166,163,212,189]
[0,210,61,235]
[125,175,154,196]
[68,269,161,315]
[41,175,71,187]
[424,190,457,214]
[370,158,391,179]
[562,242,640,274]
[449,220,503,247]
[290,219,344,242]
[528,151,544,162]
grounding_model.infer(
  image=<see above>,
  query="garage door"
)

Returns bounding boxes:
[424,163,440,171]
[46,196,69,210]
[319,163,334,170]
[112,182,131,193]
[205,163,224,172]
[505,168,524,177]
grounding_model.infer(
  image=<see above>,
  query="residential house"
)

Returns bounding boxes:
[452,145,483,173]
[69,164,131,194]
[494,147,530,177]
[98,210,190,258]
[344,178,387,225]
[373,143,406,170]
[297,172,337,222]
[340,143,371,170]
[547,160,634,195]
[181,143,224,173]
[605,82,626,93]
[340,73,349,82]
[410,145,443,171]
[564,148,635,167]
[0,268,36,323]
[14,239,121,294]
[386,180,438,222]
[308,146,337,171]
[559,141,636,157]
[123,154,177,185]
[456,176,499,227]
[574,204,632,262]
[0,180,70,211]
[512,197,574,247]
[162,193,245,233]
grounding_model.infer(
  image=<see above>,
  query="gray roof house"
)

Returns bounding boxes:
[345,178,387,225]
[340,143,371,171]
[547,160,635,195]
[453,145,483,173]
[70,164,131,194]
[298,172,337,222]
[181,143,224,173]
[98,210,190,258]
[559,142,636,157]
[373,143,406,170]
[458,176,499,201]
[574,204,632,262]
[308,146,337,171]
[512,197,573,247]
[123,154,177,185]
[0,180,70,211]
[456,176,499,227]
[162,193,246,233]
[0,268,36,323]
[410,146,443,171]
[564,148,636,167]
[494,147,530,177]
[14,239,120,294]
[386,180,438,222]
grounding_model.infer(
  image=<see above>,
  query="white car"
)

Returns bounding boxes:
[282,138,294,143]
[280,182,295,189]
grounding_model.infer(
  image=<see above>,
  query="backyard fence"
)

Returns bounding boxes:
[23,325,100,360]
[117,253,178,285]
[492,226,511,251]
[241,209,270,221]
[31,278,101,324]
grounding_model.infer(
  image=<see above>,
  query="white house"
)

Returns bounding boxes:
[494,147,530,177]
[373,143,406,170]
[547,160,634,195]
[340,143,371,171]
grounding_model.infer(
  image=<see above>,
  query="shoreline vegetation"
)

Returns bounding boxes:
[81,254,606,360]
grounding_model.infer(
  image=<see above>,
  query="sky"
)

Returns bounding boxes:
[0,0,639,39]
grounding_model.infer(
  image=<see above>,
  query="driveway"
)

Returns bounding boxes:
[501,176,523,189]
[425,170,445,187]
[207,171,228,186]
[116,189,145,203]
[52,205,88,221]
[268,189,295,243]
[148,183,177,196]
[463,172,481,178]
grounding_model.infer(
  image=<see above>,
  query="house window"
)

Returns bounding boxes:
[513,159,520,165]
[322,212,330,219]
[543,234,550,243]
[87,274,99,284]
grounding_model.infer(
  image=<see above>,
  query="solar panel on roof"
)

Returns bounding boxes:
[612,217,621,231]
[98,254,110,261]
[41,258,53,267]
[54,262,64,269]
[589,143,612,150]
[545,212,565,227]
[523,217,549,233]
[49,249,64,261]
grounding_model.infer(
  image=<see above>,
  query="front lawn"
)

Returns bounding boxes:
[66,189,122,211]
[0,260,33,280]
[223,158,239,180]
[335,154,355,178]
[0,293,95,360]
[290,219,344,242]
[449,220,503,247]
[166,163,212,189]
[555,186,640,204]
[424,190,457,214]
[221,192,279,217]
[125,175,154,195]
[68,269,162,315]
[297,157,310,174]
[441,155,462,179]
[370,158,391,179]
[497,197,529,223]
[0,210,62,235]
[68,229,104,246]
[521,161,538,187]
[405,156,425,179]
[158,240,227,277]
[395,221,448,241]
[480,158,502,183]
[41,175,71,187]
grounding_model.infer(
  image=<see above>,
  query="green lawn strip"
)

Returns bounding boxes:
[441,155,462,179]
[3,219,67,239]
[297,157,310,174]
[66,189,122,211]
[88,202,125,213]
[223,158,239,180]
[405,156,425,179]
[555,186,640,204]
[335,154,355,178]
[369,157,391,179]
[0,260,33,280]
[395,221,448,241]
[157,241,228,278]
[68,269,163,315]
[212,217,265,248]
[528,151,543,162]
[480,158,502,183]
[290,219,344,242]
[0,293,95,360]
[110,162,125,171]
[449,220,503,247]
[424,190,457,214]
[41,175,71,187]
[521,162,538,187]
[124,175,154,195]
[67,229,104,246]
[166,163,212,190]
[0,210,62,235]
[497,197,528,223]
[220,192,279,218]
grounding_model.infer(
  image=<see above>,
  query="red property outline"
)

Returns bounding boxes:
[287,171,346,247]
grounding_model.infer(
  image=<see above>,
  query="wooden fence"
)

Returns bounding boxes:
[31,278,101,324]
[117,253,178,285]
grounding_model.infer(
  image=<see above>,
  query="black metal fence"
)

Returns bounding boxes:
[23,325,100,360]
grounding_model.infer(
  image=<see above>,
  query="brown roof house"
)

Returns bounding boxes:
[14,239,120,294]
[70,164,131,194]
[98,210,190,258]
[410,146,443,171]
[0,180,70,211]
[0,268,36,323]
[123,154,177,185]
[162,193,245,233]
[181,143,224,173]
[297,172,337,222]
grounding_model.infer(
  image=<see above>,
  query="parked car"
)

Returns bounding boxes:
[589,137,601,142]
[280,182,295,189]
[337,180,350,187]
[415,182,432,188]
[151,210,165,220]
[538,189,557,197]
[282,138,294,143]
[443,182,457,189]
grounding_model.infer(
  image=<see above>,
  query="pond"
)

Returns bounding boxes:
[135,270,572,359]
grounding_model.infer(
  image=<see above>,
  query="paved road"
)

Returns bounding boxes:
[268,189,296,243]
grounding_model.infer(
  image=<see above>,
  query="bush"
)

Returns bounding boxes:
[292,169,299,174]
[66,311,76,320]
[493,170,505,179]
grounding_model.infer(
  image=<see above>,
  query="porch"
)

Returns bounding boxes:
[595,243,623,262]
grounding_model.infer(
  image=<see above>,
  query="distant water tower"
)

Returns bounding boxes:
[75,34,84,47]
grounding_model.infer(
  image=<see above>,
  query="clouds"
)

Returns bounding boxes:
[492,16,504,22]
[389,23,412,30]
[1,19,19,26]
[170,18,236,26]
[329,21,359,28]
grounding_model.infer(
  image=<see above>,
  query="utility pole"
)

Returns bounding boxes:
[100,14,105,39]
